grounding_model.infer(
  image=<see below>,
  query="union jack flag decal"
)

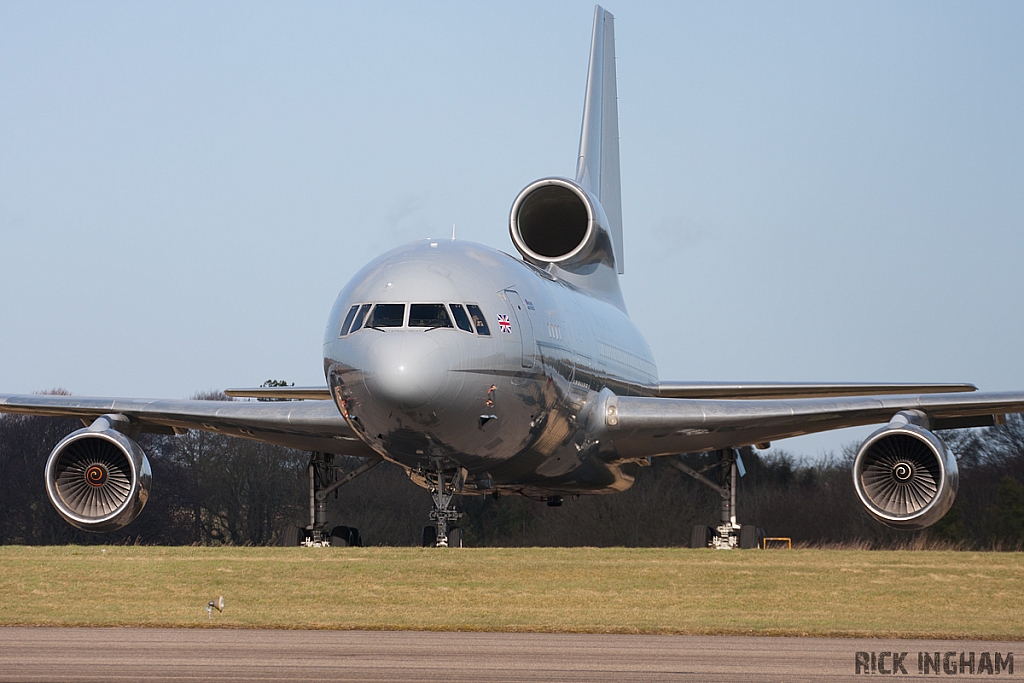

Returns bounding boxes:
[497,314,512,333]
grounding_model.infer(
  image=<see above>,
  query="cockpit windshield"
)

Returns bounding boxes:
[339,305,359,336]
[340,301,488,335]
[348,303,372,334]
[466,304,490,335]
[409,303,453,328]
[365,303,405,328]
[449,304,473,333]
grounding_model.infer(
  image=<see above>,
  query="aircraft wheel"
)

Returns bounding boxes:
[690,524,712,549]
[330,525,350,546]
[422,525,437,547]
[331,526,362,547]
[739,525,762,549]
[280,525,301,547]
[448,527,463,548]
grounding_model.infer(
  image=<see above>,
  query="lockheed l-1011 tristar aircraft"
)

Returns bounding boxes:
[4,6,1024,549]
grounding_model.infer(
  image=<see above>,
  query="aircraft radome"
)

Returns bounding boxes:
[4,6,1024,549]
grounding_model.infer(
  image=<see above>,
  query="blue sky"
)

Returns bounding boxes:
[2,2,1022,458]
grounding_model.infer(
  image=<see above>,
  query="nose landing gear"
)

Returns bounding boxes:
[423,460,464,548]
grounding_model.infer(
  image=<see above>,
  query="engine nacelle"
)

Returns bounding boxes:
[509,177,612,269]
[852,420,958,530]
[45,415,152,532]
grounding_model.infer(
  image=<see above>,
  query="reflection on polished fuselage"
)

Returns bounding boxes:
[323,239,658,497]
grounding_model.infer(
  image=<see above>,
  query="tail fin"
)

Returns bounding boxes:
[508,6,626,310]
[575,5,623,274]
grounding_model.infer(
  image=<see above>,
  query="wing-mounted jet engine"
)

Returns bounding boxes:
[44,414,152,532]
[853,412,958,530]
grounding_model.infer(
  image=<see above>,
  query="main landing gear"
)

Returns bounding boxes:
[670,448,764,550]
[281,452,382,547]
[422,459,464,548]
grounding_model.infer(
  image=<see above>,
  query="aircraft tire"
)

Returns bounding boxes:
[280,525,301,547]
[448,527,463,548]
[422,525,437,547]
[739,525,761,549]
[690,524,712,549]
[331,525,352,547]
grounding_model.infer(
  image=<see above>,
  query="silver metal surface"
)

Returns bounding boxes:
[853,421,958,529]
[576,6,623,275]
[224,386,332,400]
[0,394,375,456]
[509,177,625,311]
[603,390,1024,459]
[656,381,977,399]
[44,415,152,531]
[223,382,978,402]
[2,5,1024,533]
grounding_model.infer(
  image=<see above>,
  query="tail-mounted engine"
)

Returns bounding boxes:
[45,414,152,532]
[852,415,958,530]
[510,177,614,271]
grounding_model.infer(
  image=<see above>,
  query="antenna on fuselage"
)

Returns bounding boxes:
[452,223,456,241]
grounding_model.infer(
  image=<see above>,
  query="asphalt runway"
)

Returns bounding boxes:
[0,628,1019,682]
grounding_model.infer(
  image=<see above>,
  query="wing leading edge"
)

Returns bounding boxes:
[0,393,374,456]
[224,386,332,400]
[224,383,977,401]
[657,381,976,400]
[605,390,1024,459]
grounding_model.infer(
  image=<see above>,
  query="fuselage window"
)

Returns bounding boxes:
[365,303,405,328]
[449,304,473,333]
[409,303,453,328]
[466,304,490,336]
[350,303,372,332]
[339,305,359,337]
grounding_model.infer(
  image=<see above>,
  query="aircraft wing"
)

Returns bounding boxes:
[224,386,332,400]
[605,390,1024,458]
[656,381,976,399]
[0,393,375,456]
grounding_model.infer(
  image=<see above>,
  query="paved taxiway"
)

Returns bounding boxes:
[0,628,1018,682]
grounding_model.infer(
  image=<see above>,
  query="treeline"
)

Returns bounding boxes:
[1,408,1022,548]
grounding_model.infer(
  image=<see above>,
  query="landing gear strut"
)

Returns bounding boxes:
[290,452,381,547]
[671,448,761,549]
[423,460,463,548]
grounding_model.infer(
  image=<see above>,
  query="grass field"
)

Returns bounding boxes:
[0,546,1021,639]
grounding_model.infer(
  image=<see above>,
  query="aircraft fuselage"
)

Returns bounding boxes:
[323,239,658,496]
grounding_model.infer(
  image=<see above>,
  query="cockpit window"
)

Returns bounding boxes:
[466,304,490,335]
[449,304,473,333]
[350,303,372,332]
[409,303,453,328]
[339,305,359,337]
[366,303,405,328]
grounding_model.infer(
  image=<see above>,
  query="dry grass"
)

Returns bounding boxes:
[0,546,1021,639]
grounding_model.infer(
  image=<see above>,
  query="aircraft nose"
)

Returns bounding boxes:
[363,332,449,409]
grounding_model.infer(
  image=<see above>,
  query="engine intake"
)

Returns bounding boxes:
[853,421,958,530]
[45,415,152,532]
[510,177,606,267]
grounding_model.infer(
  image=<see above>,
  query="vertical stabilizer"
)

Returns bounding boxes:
[575,5,624,274]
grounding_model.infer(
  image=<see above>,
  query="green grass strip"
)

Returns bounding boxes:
[1,546,1021,639]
